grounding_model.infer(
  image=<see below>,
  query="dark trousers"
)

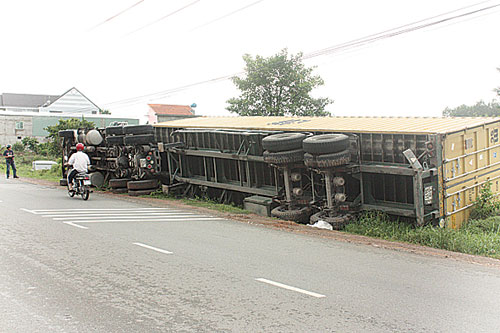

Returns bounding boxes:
[6,159,16,178]
[67,169,78,185]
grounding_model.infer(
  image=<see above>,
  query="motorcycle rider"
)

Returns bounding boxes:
[66,143,90,190]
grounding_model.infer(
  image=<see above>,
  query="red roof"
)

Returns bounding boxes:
[148,104,194,116]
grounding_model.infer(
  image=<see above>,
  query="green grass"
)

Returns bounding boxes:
[147,190,250,214]
[0,153,61,182]
[344,212,500,259]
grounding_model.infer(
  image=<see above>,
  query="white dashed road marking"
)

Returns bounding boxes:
[63,222,89,230]
[133,242,173,254]
[255,278,326,298]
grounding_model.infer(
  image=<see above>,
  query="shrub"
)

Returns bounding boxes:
[12,142,24,152]
[470,181,500,219]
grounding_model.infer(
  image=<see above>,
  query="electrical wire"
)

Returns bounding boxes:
[125,0,201,37]
[94,2,500,112]
[88,0,146,31]
[190,0,266,32]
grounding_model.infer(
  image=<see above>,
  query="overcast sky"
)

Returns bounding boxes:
[1,0,499,122]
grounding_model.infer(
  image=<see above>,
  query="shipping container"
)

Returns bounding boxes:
[155,116,500,228]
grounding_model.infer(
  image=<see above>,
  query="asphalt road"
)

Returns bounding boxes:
[1,178,500,332]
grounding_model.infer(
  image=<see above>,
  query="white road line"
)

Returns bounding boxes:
[255,278,326,298]
[25,208,178,213]
[63,222,89,230]
[42,212,198,217]
[133,242,173,254]
[64,218,225,223]
[20,208,36,214]
[52,215,210,221]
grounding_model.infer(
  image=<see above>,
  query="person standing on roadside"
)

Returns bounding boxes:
[3,144,19,179]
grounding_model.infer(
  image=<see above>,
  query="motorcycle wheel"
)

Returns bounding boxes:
[67,184,75,197]
[81,186,90,200]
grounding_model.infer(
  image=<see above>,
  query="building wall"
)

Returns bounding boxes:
[39,88,99,115]
[0,115,33,146]
[32,116,140,137]
[157,115,197,123]
[0,114,140,146]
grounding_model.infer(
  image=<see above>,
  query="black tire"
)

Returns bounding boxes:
[60,178,68,186]
[128,188,156,196]
[123,125,154,135]
[271,205,312,224]
[262,133,306,152]
[106,135,124,145]
[105,126,124,136]
[263,149,304,165]
[81,187,90,200]
[302,134,350,155]
[304,150,351,168]
[309,211,352,230]
[111,187,128,194]
[127,179,159,190]
[124,134,155,145]
[109,178,131,189]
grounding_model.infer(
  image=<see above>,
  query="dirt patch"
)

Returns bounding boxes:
[20,177,500,269]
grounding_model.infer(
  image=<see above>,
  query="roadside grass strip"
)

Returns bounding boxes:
[255,278,326,298]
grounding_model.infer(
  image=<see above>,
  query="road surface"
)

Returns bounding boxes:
[1,178,500,332]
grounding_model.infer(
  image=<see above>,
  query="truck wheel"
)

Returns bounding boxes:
[262,133,306,152]
[127,179,159,190]
[124,134,155,145]
[263,149,304,165]
[109,178,131,189]
[304,150,350,168]
[59,178,68,186]
[111,187,128,194]
[128,188,157,196]
[105,126,124,136]
[271,205,312,224]
[106,135,124,145]
[309,211,353,230]
[302,134,349,155]
[123,125,154,135]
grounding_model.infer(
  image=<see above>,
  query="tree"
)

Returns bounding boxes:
[443,100,500,117]
[226,49,332,116]
[44,118,95,156]
[99,109,111,115]
[21,137,40,153]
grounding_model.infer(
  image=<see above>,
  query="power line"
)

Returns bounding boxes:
[190,0,266,32]
[103,2,500,111]
[125,0,201,37]
[88,0,146,31]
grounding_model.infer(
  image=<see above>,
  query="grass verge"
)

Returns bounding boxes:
[345,212,500,259]
[147,190,250,215]
[0,153,61,183]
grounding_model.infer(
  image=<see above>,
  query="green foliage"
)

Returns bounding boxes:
[344,212,500,259]
[44,118,95,156]
[442,100,500,117]
[21,137,40,152]
[226,49,332,116]
[148,190,250,214]
[99,109,111,115]
[12,142,24,152]
[470,181,500,219]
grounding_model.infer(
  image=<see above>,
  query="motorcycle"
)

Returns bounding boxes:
[68,172,91,200]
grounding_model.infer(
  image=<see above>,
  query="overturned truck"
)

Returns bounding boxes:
[59,116,500,229]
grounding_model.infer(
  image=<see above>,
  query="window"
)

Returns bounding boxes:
[15,121,24,130]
